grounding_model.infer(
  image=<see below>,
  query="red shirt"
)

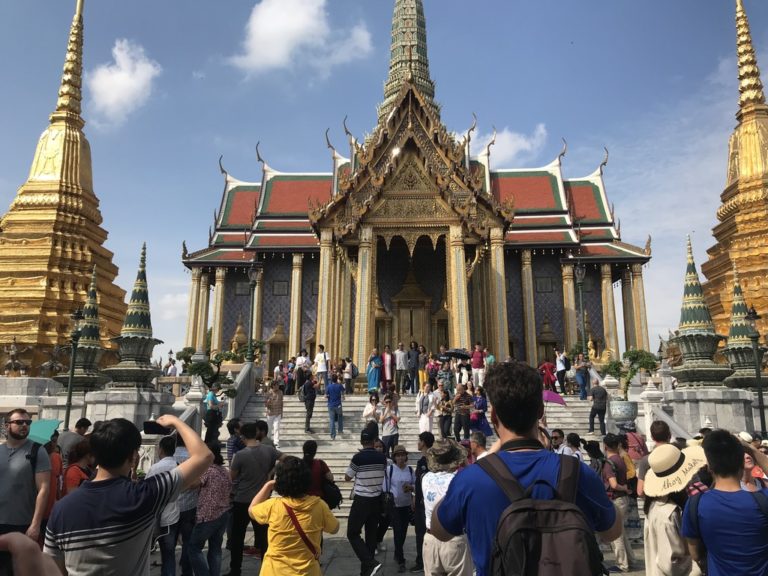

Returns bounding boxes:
[470,350,486,370]
[308,459,330,497]
[64,464,90,495]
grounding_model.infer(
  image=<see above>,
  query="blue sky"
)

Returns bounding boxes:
[1,0,767,359]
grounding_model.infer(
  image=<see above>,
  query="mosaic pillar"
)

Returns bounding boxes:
[521,249,537,363]
[288,253,304,356]
[184,267,202,349]
[622,268,637,351]
[561,263,577,351]
[210,267,227,354]
[353,227,375,368]
[489,228,510,359]
[601,264,620,358]
[631,263,650,351]
[315,229,334,355]
[340,261,353,357]
[195,272,210,352]
[252,266,263,343]
[449,225,471,350]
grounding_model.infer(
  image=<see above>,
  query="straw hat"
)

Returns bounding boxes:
[426,439,467,473]
[392,445,408,457]
[643,444,707,497]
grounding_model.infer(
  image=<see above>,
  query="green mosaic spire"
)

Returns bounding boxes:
[79,265,101,348]
[727,265,752,347]
[121,243,153,339]
[378,0,438,124]
[678,236,716,335]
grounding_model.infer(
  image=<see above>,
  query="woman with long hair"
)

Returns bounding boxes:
[437,387,453,439]
[417,345,428,390]
[64,439,93,496]
[366,348,383,395]
[250,456,339,575]
[189,443,232,576]
[470,386,493,437]
[362,392,381,423]
[303,440,333,498]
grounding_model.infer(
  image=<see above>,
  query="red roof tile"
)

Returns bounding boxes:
[260,175,332,216]
[491,172,563,213]
[565,181,609,224]
[221,186,260,228]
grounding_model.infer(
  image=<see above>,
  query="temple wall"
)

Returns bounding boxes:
[222,270,250,347]
[261,257,292,341]
[583,265,605,347]
[301,256,319,348]
[532,255,565,346]
[505,252,524,360]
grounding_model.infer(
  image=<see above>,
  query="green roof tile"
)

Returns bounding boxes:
[678,236,716,335]
[121,243,154,339]
[79,266,101,348]
[727,267,752,347]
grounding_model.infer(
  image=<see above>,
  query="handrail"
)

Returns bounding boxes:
[178,405,198,427]
[225,362,253,421]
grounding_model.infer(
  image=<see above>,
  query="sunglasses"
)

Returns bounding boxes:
[8,419,32,426]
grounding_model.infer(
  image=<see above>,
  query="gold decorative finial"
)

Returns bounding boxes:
[735,0,766,109]
[54,0,85,122]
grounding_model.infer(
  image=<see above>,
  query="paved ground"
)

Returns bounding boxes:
[150,519,647,575]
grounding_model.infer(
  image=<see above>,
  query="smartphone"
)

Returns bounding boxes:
[143,421,171,435]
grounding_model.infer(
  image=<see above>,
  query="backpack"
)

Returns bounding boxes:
[26,442,42,482]
[298,382,306,403]
[350,363,359,379]
[477,452,606,576]
[563,355,572,371]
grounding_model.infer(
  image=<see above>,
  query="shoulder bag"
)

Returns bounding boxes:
[283,501,320,561]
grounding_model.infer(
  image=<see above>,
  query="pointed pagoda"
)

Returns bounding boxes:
[723,265,764,387]
[103,244,162,389]
[670,237,732,385]
[702,0,768,337]
[0,0,126,372]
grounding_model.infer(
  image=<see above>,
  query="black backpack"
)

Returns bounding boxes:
[563,355,572,371]
[477,451,606,576]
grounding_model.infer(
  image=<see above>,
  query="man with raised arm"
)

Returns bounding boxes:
[44,415,213,576]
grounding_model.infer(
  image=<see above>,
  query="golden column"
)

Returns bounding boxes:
[354,226,375,368]
[195,272,210,352]
[332,249,344,356]
[621,268,636,351]
[489,228,510,359]
[316,229,334,353]
[210,267,227,353]
[288,253,304,357]
[340,262,353,356]
[521,249,537,363]
[448,225,471,349]
[561,263,577,351]
[601,264,620,357]
[184,268,202,348]
[631,263,650,351]
[251,266,264,344]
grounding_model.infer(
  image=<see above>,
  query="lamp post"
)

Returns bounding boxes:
[64,308,85,430]
[245,261,261,363]
[573,262,588,358]
[745,305,766,437]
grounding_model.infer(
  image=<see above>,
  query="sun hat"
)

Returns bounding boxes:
[643,444,707,497]
[426,438,467,473]
[392,445,408,457]
[738,431,753,443]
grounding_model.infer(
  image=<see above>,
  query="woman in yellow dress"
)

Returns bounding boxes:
[249,456,339,575]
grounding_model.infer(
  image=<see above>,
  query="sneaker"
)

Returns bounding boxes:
[409,564,423,573]
[365,563,383,576]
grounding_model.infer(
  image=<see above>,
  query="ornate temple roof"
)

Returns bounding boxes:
[80,266,102,348]
[726,265,752,348]
[121,243,155,339]
[183,1,648,268]
[678,237,717,335]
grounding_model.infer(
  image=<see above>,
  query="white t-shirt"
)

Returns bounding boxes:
[476,450,489,460]
[562,446,584,461]
[147,457,179,527]
[556,353,566,372]
[382,464,415,508]
[422,470,456,529]
[314,352,329,372]
[395,349,408,370]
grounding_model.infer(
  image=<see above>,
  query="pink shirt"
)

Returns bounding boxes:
[470,350,486,370]
[196,464,232,523]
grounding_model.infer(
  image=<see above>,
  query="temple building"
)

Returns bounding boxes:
[702,0,768,337]
[0,0,126,370]
[183,0,652,370]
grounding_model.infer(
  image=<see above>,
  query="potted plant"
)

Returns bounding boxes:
[609,349,657,423]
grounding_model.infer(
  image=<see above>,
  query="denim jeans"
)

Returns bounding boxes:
[177,507,196,576]
[158,522,180,576]
[576,371,588,400]
[189,511,228,576]
[328,405,344,438]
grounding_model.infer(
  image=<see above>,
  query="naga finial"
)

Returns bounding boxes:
[485,126,497,157]
[325,128,337,154]
[599,147,609,175]
[218,155,227,175]
[558,138,568,162]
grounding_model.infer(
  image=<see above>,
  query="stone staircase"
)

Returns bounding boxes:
[238,393,596,517]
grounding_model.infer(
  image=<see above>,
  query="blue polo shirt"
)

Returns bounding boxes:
[436,450,615,576]
[326,382,344,408]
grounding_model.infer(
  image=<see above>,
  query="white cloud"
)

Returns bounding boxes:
[192,70,206,81]
[474,124,548,167]
[87,39,162,126]
[229,0,372,78]
[156,292,190,322]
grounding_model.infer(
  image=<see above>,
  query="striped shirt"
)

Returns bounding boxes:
[44,469,182,576]
[346,448,387,497]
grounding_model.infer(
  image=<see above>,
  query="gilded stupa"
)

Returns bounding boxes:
[0,0,126,371]
[702,0,768,336]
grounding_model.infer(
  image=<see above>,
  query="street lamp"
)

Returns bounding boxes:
[64,308,85,430]
[745,305,766,437]
[573,262,588,358]
[245,261,261,363]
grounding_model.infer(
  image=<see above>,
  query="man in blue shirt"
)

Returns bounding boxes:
[430,361,621,576]
[683,429,768,576]
[326,374,345,440]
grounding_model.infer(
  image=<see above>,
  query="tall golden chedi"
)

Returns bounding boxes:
[702,0,768,336]
[0,0,126,371]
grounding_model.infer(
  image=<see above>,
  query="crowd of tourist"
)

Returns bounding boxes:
[3,343,768,576]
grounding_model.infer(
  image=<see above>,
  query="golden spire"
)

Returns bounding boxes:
[51,0,85,127]
[736,0,766,111]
